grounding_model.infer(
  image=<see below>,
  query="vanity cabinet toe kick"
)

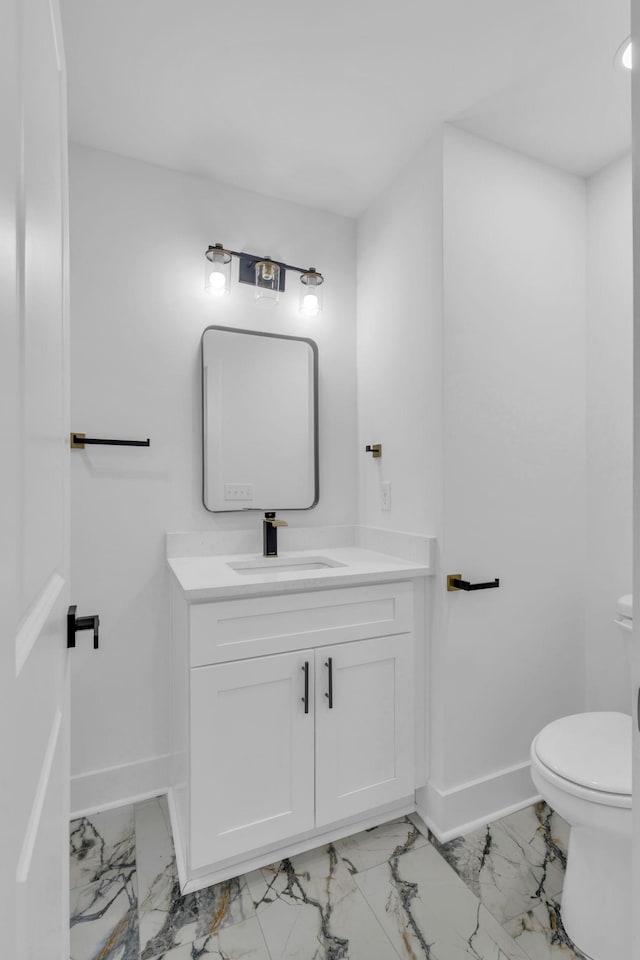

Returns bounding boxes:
[169,579,420,893]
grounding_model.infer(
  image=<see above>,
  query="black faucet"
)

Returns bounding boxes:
[263,511,288,557]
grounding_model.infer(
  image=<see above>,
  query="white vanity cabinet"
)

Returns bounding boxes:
[169,567,425,893]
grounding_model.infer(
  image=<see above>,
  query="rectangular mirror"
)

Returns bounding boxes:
[201,325,319,512]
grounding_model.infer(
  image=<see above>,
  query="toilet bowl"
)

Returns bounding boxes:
[530,712,631,959]
[529,596,633,960]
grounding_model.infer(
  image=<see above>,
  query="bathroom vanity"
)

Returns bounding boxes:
[167,540,431,893]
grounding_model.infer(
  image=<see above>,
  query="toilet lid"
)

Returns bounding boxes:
[534,712,632,795]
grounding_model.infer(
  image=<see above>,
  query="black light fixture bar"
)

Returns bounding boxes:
[225,248,309,275]
[210,247,315,292]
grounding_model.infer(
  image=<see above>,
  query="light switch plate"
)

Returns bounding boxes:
[380,481,391,511]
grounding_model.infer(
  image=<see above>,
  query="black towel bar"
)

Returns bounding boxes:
[70,432,150,449]
[447,574,500,592]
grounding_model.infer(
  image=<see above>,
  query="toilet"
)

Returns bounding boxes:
[529,594,633,960]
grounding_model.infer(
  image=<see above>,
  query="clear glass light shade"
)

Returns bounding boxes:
[204,245,231,297]
[254,260,281,305]
[299,270,324,317]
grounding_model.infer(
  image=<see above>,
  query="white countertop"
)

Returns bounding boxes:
[168,546,431,601]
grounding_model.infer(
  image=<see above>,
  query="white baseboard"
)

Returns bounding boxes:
[70,754,170,818]
[417,760,540,841]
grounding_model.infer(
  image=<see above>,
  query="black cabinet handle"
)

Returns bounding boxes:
[67,605,100,649]
[325,657,333,708]
[301,661,309,714]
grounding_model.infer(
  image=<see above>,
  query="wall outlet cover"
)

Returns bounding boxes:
[224,483,254,501]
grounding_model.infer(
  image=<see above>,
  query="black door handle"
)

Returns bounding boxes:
[67,605,100,649]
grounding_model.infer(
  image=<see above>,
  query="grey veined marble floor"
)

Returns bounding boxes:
[69,797,588,960]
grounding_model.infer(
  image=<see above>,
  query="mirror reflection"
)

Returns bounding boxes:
[201,326,318,512]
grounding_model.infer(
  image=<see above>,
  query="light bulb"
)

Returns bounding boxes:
[623,40,633,69]
[301,292,319,316]
[209,270,227,291]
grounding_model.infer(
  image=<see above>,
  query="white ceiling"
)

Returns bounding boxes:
[60,0,631,218]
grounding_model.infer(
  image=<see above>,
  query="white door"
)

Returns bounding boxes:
[315,635,415,827]
[0,0,72,956]
[190,650,315,869]
[632,5,640,953]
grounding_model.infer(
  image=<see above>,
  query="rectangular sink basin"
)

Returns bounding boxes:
[228,556,346,576]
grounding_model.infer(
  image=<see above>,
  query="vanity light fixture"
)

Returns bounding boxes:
[299,268,324,318]
[204,244,324,316]
[615,36,632,70]
[204,243,232,297]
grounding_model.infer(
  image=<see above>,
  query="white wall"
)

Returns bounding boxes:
[69,144,357,810]
[358,126,589,834]
[585,154,633,713]
[356,135,444,538]
[434,128,587,822]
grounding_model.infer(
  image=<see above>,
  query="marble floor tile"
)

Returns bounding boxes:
[70,805,136,891]
[499,804,569,869]
[333,815,428,875]
[141,916,271,960]
[70,867,139,960]
[503,900,589,960]
[355,839,530,960]
[431,820,565,924]
[134,797,176,954]
[134,798,172,872]
[134,798,255,959]
[139,874,257,960]
[68,798,597,960]
[247,844,401,960]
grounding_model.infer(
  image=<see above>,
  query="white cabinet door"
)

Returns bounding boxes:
[315,635,414,827]
[190,650,315,869]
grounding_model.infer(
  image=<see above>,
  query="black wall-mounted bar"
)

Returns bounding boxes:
[70,432,150,449]
[447,574,500,592]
